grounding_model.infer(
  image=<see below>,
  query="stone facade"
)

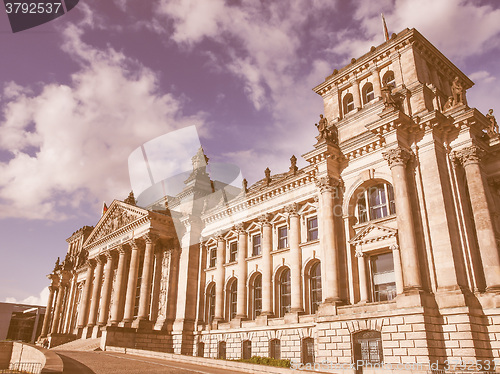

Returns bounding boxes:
[40,28,500,373]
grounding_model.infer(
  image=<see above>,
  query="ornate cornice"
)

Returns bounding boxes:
[314,176,340,193]
[382,147,411,168]
[452,145,484,167]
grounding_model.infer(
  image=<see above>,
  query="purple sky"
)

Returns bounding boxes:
[1,0,500,305]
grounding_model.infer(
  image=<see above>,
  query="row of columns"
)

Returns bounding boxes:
[41,233,166,338]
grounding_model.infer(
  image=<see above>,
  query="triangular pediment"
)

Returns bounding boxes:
[350,224,397,245]
[84,200,149,247]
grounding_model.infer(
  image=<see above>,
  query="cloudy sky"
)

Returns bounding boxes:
[1,0,499,306]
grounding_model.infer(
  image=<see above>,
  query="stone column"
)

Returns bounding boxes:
[150,248,164,323]
[123,241,141,324]
[372,69,382,98]
[390,244,404,295]
[383,147,422,291]
[260,214,273,315]
[355,250,368,303]
[352,80,361,109]
[77,261,95,328]
[214,234,225,322]
[40,283,56,337]
[316,177,341,304]
[98,252,115,326]
[236,224,248,318]
[87,257,104,327]
[137,234,157,322]
[286,203,303,312]
[50,272,70,335]
[110,246,128,325]
[455,146,500,291]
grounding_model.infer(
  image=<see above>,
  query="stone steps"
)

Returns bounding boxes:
[53,338,101,351]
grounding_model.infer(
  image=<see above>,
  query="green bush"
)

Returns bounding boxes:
[236,355,291,368]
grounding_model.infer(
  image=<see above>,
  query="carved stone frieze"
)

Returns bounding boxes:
[382,147,411,168]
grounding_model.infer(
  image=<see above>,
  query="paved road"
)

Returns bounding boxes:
[55,351,249,374]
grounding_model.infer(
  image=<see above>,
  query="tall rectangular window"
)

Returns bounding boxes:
[209,247,216,268]
[278,226,288,249]
[307,216,318,241]
[370,252,397,302]
[229,241,238,262]
[252,234,261,256]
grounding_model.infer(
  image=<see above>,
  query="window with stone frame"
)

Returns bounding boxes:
[207,284,216,323]
[307,216,318,241]
[218,341,226,359]
[277,225,288,249]
[253,273,262,318]
[356,183,395,224]
[310,262,322,314]
[209,246,216,268]
[279,268,291,316]
[269,338,281,360]
[362,82,375,104]
[229,280,237,320]
[343,93,355,114]
[369,252,397,302]
[229,241,238,263]
[252,234,261,256]
[197,342,204,357]
[302,337,315,364]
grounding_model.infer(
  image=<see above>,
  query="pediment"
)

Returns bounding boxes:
[350,224,397,245]
[84,200,149,247]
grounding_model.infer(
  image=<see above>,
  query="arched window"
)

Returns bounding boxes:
[382,71,396,88]
[207,284,216,323]
[356,183,395,224]
[310,263,322,314]
[242,340,252,359]
[343,93,355,114]
[253,274,262,318]
[362,82,375,104]
[279,269,291,316]
[269,339,281,359]
[229,280,237,320]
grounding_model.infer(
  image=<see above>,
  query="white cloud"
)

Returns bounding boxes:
[0,25,207,220]
[469,70,496,84]
[5,287,49,306]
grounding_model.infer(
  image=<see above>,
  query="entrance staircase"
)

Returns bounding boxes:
[53,338,101,351]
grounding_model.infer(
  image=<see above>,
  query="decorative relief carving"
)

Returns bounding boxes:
[354,249,364,258]
[158,250,171,319]
[258,213,272,226]
[452,145,483,167]
[95,206,137,240]
[314,176,340,193]
[382,147,411,168]
[284,203,299,216]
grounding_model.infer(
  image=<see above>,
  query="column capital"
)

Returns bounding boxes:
[214,232,225,242]
[86,259,97,268]
[382,147,411,168]
[314,176,340,193]
[258,213,272,226]
[144,233,159,244]
[235,223,246,234]
[284,203,299,217]
[452,145,484,167]
[354,249,364,258]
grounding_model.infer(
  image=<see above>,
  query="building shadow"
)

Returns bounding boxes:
[56,353,96,374]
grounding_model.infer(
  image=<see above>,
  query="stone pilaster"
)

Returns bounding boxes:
[77,260,95,329]
[383,147,422,292]
[454,145,500,291]
[87,256,104,327]
[260,214,273,316]
[355,250,368,303]
[372,69,382,99]
[316,176,341,305]
[390,244,404,295]
[98,251,115,326]
[110,245,128,325]
[214,234,225,322]
[286,203,303,313]
[150,247,164,323]
[236,224,247,319]
[352,80,361,110]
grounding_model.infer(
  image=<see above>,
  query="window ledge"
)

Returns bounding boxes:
[205,266,216,272]
[223,261,237,268]
[353,213,396,229]
[300,239,319,248]
[246,254,262,261]
[272,247,290,255]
